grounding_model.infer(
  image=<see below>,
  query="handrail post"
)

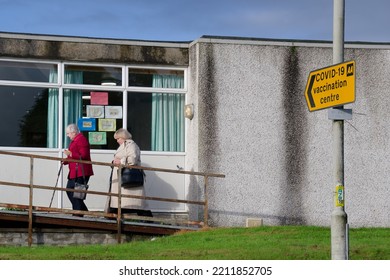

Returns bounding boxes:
[117,166,122,244]
[28,157,34,246]
[204,175,209,227]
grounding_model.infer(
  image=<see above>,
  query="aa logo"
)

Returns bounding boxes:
[346,63,354,77]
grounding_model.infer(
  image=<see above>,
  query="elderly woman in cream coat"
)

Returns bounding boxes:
[107,128,152,217]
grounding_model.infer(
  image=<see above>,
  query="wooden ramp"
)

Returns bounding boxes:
[0,209,200,246]
[0,209,199,233]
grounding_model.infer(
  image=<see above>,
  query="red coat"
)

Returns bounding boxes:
[65,133,94,179]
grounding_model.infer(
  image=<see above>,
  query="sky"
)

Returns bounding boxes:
[0,0,389,43]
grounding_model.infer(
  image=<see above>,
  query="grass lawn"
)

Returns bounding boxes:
[0,226,389,260]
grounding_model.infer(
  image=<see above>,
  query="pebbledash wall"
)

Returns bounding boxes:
[187,37,390,228]
[1,32,389,228]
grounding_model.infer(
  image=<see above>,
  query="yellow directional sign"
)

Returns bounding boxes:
[304,60,355,112]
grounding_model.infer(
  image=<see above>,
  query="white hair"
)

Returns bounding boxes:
[114,128,132,140]
[66,123,80,134]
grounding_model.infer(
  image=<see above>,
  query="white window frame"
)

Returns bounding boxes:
[0,58,188,155]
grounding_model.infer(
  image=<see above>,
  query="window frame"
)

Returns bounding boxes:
[0,58,188,154]
[0,58,61,88]
[127,65,187,93]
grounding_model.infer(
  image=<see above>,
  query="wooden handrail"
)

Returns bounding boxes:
[0,150,225,177]
[0,150,225,246]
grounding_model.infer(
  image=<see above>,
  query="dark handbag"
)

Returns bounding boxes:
[74,182,89,200]
[74,159,89,200]
[121,167,144,188]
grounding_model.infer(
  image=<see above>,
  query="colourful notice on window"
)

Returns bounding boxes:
[90,92,108,105]
[78,118,96,131]
[89,132,107,145]
[98,118,116,131]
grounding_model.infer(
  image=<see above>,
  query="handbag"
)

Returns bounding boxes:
[121,167,144,188]
[74,159,89,200]
[74,182,88,200]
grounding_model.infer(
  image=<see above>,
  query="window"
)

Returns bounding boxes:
[127,92,184,152]
[64,65,122,86]
[128,68,184,89]
[58,63,125,150]
[0,85,54,147]
[0,60,58,83]
[0,60,186,152]
[128,67,185,152]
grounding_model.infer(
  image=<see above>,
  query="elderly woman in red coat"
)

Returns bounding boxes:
[64,123,94,215]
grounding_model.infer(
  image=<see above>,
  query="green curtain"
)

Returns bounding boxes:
[151,75,184,152]
[63,71,83,148]
[46,71,83,148]
[47,72,59,148]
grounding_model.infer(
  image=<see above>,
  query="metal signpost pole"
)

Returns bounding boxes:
[331,0,348,260]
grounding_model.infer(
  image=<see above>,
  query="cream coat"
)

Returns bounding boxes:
[108,139,145,209]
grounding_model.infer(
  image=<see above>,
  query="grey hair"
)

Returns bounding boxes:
[114,128,132,140]
[66,123,80,134]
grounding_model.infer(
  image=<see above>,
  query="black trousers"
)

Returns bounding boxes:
[66,176,90,211]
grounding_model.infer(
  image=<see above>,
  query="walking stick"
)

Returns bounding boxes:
[49,162,63,208]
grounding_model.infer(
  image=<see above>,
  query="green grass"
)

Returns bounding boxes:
[0,226,389,260]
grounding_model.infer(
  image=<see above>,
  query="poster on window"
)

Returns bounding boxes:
[86,105,105,118]
[88,132,107,145]
[78,118,96,131]
[90,92,108,105]
[98,118,116,131]
[105,106,122,119]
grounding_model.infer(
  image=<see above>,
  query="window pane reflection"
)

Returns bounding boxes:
[127,92,184,152]
[0,61,57,83]
[128,68,184,88]
[0,86,54,147]
[64,65,122,86]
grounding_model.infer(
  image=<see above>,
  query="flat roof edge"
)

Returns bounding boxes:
[191,35,390,49]
[0,31,190,48]
[2,32,390,50]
